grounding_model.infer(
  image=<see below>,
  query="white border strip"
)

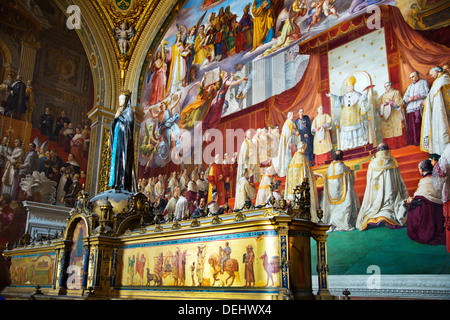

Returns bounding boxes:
[312,275,450,300]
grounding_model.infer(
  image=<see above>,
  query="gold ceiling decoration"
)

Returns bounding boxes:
[91,0,159,87]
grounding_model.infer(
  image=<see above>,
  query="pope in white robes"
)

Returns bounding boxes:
[326,75,370,151]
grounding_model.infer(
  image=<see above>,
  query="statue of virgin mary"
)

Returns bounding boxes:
[109,91,136,192]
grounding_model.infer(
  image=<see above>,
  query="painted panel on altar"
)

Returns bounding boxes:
[68,219,87,289]
[327,27,388,148]
[115,230,281,288]
[9,253,56,286]
[138,0,398,169]
[288,232,312,290]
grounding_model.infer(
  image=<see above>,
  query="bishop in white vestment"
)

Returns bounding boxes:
[322,150,360,231]
[356,143,409,231]
[421,67,450,156]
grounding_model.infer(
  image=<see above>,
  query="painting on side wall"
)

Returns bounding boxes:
[138,0,404,169]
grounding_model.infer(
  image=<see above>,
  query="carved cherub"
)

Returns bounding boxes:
[114,21,135,55]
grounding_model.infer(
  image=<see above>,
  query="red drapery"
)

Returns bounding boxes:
[387,5,450,91]
[261,54,323,127]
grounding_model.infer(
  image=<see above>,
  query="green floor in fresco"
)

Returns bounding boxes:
[310,226,450,275]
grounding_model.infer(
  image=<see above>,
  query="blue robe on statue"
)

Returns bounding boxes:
[109,96,135,192]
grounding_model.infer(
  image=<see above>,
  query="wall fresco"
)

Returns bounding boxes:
[138,0,399,169]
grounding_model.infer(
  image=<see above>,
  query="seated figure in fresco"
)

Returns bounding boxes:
[193,25,215,68]
[326,75,371,151]
[208,192,225,215]
[356,143,409,231]
[239,4,254,51]
[163,187,178,222]
[174,187,189,221]
[285,141,319,222]
[262,0,306,57]
[322,150,360,231]
[400,160,446,245]
[251,0,276,50]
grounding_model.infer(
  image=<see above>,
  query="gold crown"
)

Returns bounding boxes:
[346,76,356,86]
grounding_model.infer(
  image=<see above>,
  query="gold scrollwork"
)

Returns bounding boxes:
[98,127,111,193]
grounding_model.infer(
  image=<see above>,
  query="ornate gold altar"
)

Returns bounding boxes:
[3,182,333,300]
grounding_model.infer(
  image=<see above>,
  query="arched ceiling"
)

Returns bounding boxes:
[51,0,187,110]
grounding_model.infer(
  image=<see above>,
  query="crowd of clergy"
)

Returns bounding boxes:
[141,65,450,252]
